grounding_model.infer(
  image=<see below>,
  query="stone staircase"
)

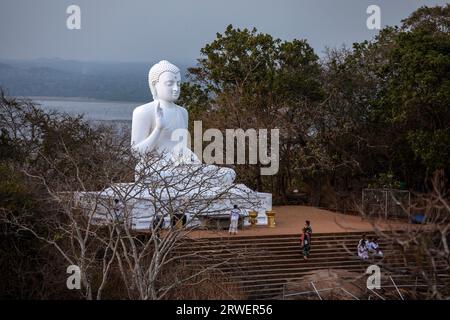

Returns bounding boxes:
[176,231,449,299]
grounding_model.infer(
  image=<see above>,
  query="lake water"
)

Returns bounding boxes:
[30,97,142,123]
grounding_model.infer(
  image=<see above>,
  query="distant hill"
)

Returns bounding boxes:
[0,58,191,102]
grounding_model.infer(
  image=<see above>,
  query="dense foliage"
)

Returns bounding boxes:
[179,5,450,206]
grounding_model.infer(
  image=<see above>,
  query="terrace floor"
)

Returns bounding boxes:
[187,205,411,239]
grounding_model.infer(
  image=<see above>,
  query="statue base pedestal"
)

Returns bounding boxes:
[76,183,272,231]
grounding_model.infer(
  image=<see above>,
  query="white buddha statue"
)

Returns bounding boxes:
[131,60,235,186]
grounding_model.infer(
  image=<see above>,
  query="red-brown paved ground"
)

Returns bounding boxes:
[187,205,410,239]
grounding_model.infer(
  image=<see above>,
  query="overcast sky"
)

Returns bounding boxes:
[0,0,448,64]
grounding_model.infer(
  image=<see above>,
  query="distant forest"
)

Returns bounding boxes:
[0,58,190,102]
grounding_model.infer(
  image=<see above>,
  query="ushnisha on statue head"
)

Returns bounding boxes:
[148,60,181,102]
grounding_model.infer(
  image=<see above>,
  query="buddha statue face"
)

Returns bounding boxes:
[148,60,181,102]
[154,71,181,103]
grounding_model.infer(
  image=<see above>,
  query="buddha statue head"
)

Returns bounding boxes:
[148,60,181,102]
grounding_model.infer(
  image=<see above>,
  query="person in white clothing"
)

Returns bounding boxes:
[229,205,241,235]
[368,237,383,257]
[357,234,369,260]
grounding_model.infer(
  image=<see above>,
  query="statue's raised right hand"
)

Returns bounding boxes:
[155,102,168,130]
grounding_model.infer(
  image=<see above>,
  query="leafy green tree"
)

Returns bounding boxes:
[320,5,450,197]
[375,5,450,180]
[181,25,323,202]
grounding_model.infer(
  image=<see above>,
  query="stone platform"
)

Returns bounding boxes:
[76,182,272,230]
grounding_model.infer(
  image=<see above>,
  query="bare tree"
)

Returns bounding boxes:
[2,115,259,299]
[78,150,260,300]
[353,170,450,299]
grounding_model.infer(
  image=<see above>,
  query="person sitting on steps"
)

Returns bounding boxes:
[357,234,369,260]
[368,237,383,258]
